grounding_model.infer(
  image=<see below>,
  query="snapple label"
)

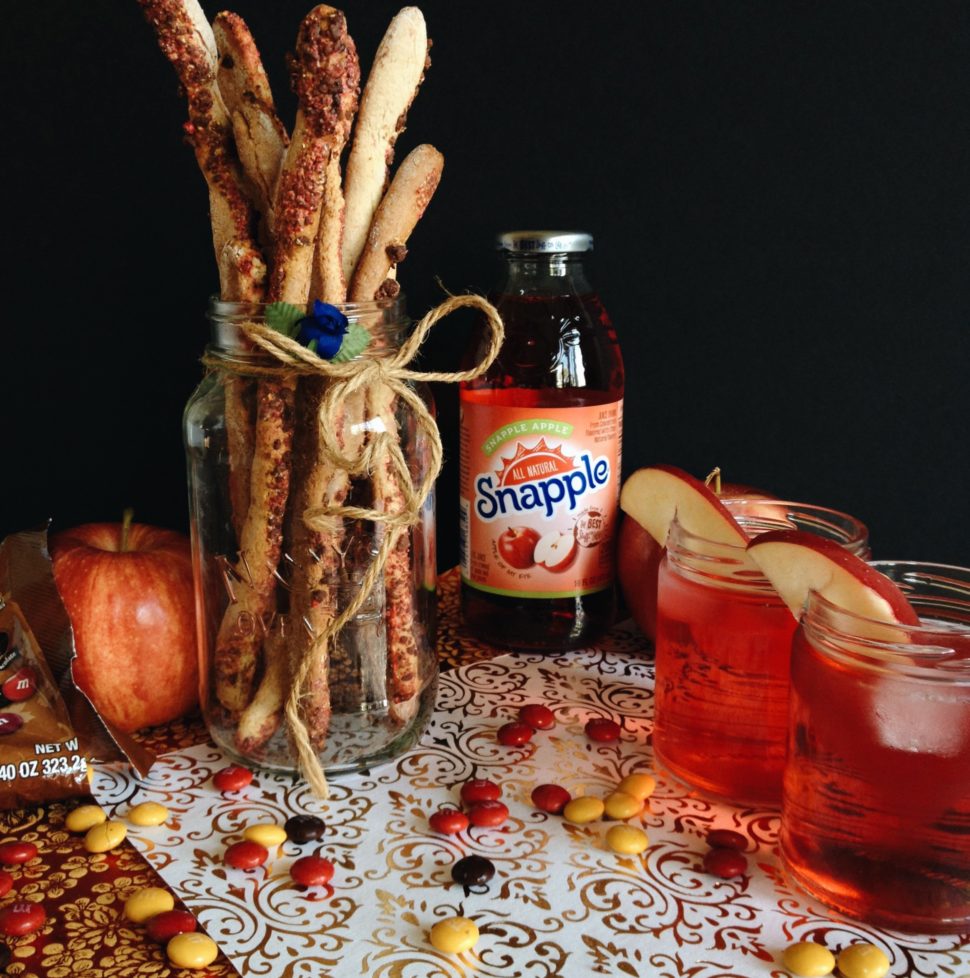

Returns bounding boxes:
[459,402,622,597]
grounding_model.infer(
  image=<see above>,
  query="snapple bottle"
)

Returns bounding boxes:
[460,231,624,649]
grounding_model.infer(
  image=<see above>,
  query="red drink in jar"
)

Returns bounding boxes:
[459,232,624,650]
[653,499,869,806]
[782,562,970,934]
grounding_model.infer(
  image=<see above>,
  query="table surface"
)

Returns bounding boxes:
[1,571,968,978]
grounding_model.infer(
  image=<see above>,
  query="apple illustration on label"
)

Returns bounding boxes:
[535,528,578,572]
[496,526,541,570]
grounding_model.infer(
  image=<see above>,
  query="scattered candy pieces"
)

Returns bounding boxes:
[243,823,288,848]
[703,847,748,879]
[531,783,572,814]
[452,855,495,890]
[123,887,175,924]
[616,773,656,801]
[603,791,643,820]
[128,802,169,827]
[65,805,107,833]
[0,870,12,898]
[584,717,621,742]
[497,721,533,746]
[84,820,127,854]
[429,916,479,954]
[518,703,555,729]
[213,764,253,792]
[0,841,37,866]
[782,940,836,977]
[429,808,469,835]
[166,932,219,970]
[290,854,335,887]
[284,814,326,843]
[706,828,747,851]
[606,824,649,854]
[563,796,605,824]
[466,800,509,828]
[460,779,501,805]
[146,909,197,944]
[0,901,46,937]
[224,840,269,870]
[836,943,891,978]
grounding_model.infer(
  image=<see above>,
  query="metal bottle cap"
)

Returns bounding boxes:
[496,230,593,253]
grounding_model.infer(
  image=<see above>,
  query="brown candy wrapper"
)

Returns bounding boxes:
[0,526,154,808]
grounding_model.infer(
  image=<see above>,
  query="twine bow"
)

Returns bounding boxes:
[223,293,503,798]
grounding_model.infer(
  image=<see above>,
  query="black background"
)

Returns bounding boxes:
[4,1,969,570]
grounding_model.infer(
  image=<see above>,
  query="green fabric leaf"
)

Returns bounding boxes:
[265,301,305,337]
[331,322,372,362]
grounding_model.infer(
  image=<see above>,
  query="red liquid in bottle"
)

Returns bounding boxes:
[459,233,624,650]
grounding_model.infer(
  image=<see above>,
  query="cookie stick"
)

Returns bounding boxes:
[213,11,289,239]
[349,143,443,721]
[340,6,428,286]
[138,0,264,301]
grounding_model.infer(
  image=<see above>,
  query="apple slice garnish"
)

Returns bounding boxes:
[746,529,921,625]
[534,528,578,572]
[619,464,749,549]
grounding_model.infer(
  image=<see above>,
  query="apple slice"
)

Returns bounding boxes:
[619,464,748,549]
[746,529,921,624]
[534,528,578,572]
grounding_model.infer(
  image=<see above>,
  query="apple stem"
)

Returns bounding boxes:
[704,467,723,495]
[120,508,134,553]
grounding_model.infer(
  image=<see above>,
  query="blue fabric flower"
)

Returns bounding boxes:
[296,301,349,358]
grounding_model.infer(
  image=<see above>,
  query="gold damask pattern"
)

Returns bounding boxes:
[85,576,967,978]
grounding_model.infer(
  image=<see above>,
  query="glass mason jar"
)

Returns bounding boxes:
[782,561,970,934]
[653,498,869,807]
[183,296,437,776]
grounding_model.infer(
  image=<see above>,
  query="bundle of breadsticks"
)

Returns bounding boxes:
[139,0,501,796]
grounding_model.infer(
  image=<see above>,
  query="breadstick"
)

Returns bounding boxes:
[235,623,288,755]
[341,7,429,285]
[348,144,443,301]
[269,4,360,303]
[138,0,264,301]
[213,12,289,235]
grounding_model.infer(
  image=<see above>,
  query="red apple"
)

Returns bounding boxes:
[617,467,772,641]
[50,515,198,733]
[497,526,541,570]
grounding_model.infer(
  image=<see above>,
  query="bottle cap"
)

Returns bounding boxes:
[496,231,593,253]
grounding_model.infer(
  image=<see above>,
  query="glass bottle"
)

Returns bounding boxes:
[459,231,624,650]
[184,296,437,775]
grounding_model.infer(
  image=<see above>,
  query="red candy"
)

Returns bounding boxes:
[0,870,12,898]
[2,667,36,703]
[0,901,46,937]
[290,854,335,887]
[531,783,572,814]
[584,718,622,742]
[497,721,533,747]
[518,704,556,730]
[213,764,253,793]
[467,800,509,828]
[459,779,501,805]
[429,808,469,835]
[706,829,747,851]
[145,909,197,943]
[0,841,37,866]
[224,840,269,869]
[703,847,748,879]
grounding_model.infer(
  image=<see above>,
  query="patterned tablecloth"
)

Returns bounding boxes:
[0,572,967,977]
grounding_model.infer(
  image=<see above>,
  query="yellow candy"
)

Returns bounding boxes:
[836,943,890,978]
[243,823,287,848]
[603,791,643,820]
[606,824,649,854]
[65,804,107,833]
[563,796,605,824]
[84,820,127,854]
[616,773,656,801]
[429,916,479,954]
[782,941,836,977]
[166,932,219,970]
[128,802,169,827]
[124,886,175,923]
